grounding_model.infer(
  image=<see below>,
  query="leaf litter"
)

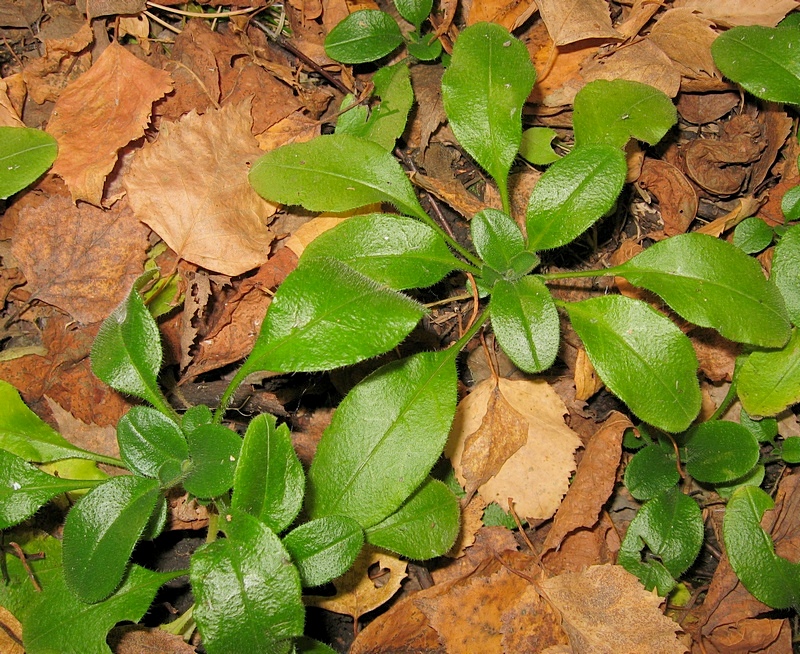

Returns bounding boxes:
[2,0,800,652]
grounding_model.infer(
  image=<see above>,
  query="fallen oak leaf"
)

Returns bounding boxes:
[124,99,277,277]
[47,42,172,205]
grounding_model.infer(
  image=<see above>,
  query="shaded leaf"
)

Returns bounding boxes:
[738,327,800,416]
[771,223,800,325]
[624,441,679,501]
[471,208,526,274]
[183,424,241,499]
[0,126,57,199]
[684,420,759,484]
[567,295,701,432]
[519,127,561,165]
[526,145,627,251]
[283,515,364,587]
[116,406,188,481]
[394,0,432,30]
[250,134,427,220]
[308,350,457,528]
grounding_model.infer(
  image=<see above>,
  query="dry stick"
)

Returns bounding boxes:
[146,1,260,19]
[8,542,41,592]
[165,60,221,110]
[508,498,538,556]
[661,431,687,480]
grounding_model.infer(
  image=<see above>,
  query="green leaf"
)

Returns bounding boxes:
[90,272,168,411]
[781,436,800,463]
[618,487,703,596]
[0,380,107,463]
[441,22,535,211]
[490,276,559,374]
[714,464,765,500]
[307,349,457,528]
[0,126,58,199]
[771,223,800,325]
[240,257,425,375]
[0,531,181,654]
[526,144,627,251]
[739,408,778,443]
[116,406,188,480]
[733,217,773,254]
[723,486,800,609]
[566,295,701,433]
[366,477,459,559]
[335,95,369,134]
[406,30,442,61]
[324,10,404,64]
[295,637,339,654]
[232,414,304,533]
[192,509,304,654]
[0,450,95,529]
[738,327,800,416]
[519,127,561,165]
[471,209,525,274]
[683,421,759,484]
[183,424,242,499]
[572,79,676,149]
[249,133,427,220]
[63,475,161,603]
[302,214,461,290]
[336,62,413,151]
[394,0,432,30]
[623,441,679,501]
[781,183,800,220]
[283,515,364,587]
[615,233,790,348]
[711,25,800,105]
[182,404,213,434]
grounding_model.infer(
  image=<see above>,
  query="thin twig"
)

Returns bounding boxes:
[8,542,41,592]
[146,2,260,19]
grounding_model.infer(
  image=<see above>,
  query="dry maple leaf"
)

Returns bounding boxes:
[124,100,277,277]
[304,547,407,622]
[47,42,172,205]
[11,195,150,324]
[447,377,582,520]
[542,564,688,654]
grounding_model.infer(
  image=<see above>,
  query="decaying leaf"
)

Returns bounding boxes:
[11,195,150,324]
[636,158,697,236]
[466,0,539,31]
[304,547,407,622]
[648,9,719,80]
[674,0,798,27]
[124,100,277,276]
[536,0,621,46]
[447,377,582,520]
[47,42,172,205]
[542,565,688,654]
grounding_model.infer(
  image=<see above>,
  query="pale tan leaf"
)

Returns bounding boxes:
[542,565,688,654]
[466,0,539,31]
[11,195,150,324]
[0,606,23,654]
[0,78,24,126]
[574,347,603,401]
[447,378,582,520]
[124,100,276,276]
[648,9,719,80]
[674,0,798,27]
[304,547,407,621]
[47,42,172,205]
[536,0,621,46]
[285,216,348,258]
[461,381,529,497]
[255,109,321,152]
[582,39,682,98]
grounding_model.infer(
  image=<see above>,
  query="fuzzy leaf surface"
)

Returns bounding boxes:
[738,327,800,416]
[307,350,457,528]
[394,0,432,29]
[772,223,800,325]
[183,424,241,499]
[0,450,93,529]
[301,214,461,290]
[619,487,703,596]
[366,477,459,559]
[192,509,304,654]
[324,10,403,64]
[723,486,800,609]
[573,79,676,148]
[526,145,627,251]
[232,414,303,533]
[116,406,187,479]
[615,233,790,347]
[0,126,57,199]
[624,441,679,501]
[283,515,364,587]
[441,22,535,207]
[241,258,425,375]
[712,25,800,105]
[471,209,526,274]
[490,276,559,373]
[249,134,426,220]
[62,475,161,603]
[566,295,701,432]
[683,420,759,484]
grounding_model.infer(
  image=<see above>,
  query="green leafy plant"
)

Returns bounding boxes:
[0,126,58,199]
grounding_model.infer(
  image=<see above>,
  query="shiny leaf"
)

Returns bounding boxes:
[283,515,364,587]
[116,406,187,479]
[324,10,403,64]
[684,421,759,484]
[738,327,800,416]
[0,126,57,199]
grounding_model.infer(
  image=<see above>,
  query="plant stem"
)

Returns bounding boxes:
[709,380,738,422]
[539,265,624,281]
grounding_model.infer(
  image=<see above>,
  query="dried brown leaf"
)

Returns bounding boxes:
[46,42,172,205]
[536,0,621,46]
[447,377,582,520]
[574,347,603,401]
[674,0,798,27]
[255,109,321,151]
[648,9,719,80]
[542,565,688,654]
[124,100,276,276]
[676,91,739,125]
[466,0,539,31]
[636,158,698,236]
[11,195,150,324]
